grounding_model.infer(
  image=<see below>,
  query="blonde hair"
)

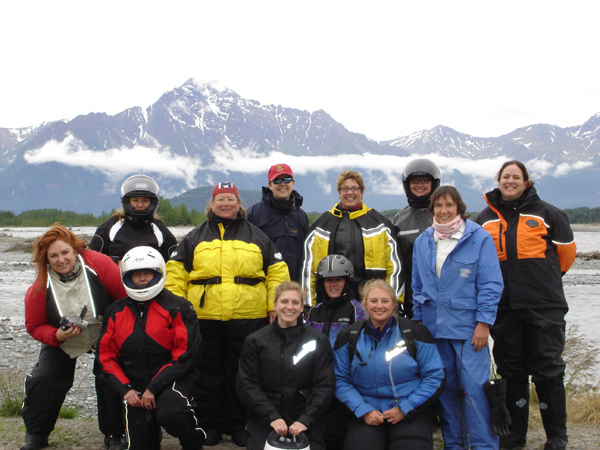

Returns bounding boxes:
[274,281,306,306]
[359,279,398,314]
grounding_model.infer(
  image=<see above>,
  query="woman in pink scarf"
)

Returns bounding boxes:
[412,186,504,449]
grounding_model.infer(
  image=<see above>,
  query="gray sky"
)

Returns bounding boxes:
[2,1,599,141]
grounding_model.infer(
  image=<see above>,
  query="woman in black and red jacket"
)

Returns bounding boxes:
[97,247,204,450]
[476,161,576,450]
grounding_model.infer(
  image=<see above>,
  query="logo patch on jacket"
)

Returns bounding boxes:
[526,219,539,228]
[460,269,471,278]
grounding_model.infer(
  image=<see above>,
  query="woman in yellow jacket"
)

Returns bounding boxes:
[166,182,290,447]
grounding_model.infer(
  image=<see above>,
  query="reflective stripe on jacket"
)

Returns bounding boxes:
[476,187,576,310]
[301,202,403,305]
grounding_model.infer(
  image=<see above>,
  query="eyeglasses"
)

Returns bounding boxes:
[272,177,294,185]
[409,178,432,185]
[340,186,362,192]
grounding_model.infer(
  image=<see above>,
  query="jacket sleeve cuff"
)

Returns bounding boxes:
[398,399,412,416]
[297,414,312,427]
[355,403,375,419]
[268,411,282,423]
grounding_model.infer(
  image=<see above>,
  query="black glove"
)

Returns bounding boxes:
[483,378,511,437]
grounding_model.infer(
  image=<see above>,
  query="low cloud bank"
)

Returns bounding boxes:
[24,136,592,197]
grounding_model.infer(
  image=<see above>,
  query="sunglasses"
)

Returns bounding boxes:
[272,177,294,184]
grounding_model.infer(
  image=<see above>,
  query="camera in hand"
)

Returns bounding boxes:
[59,305,89,331]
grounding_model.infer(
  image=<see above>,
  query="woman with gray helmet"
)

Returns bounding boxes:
[89,174,177,265]
[305,254,366,450]
[392,159,441,318]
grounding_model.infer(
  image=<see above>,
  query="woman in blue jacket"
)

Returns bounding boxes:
[412,186,503,450]
[333,279,445,450]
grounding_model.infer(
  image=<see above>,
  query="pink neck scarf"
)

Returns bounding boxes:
[432,215,463,240]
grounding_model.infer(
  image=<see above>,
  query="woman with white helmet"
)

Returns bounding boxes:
[89,174,177,265]
[97,246,205,450]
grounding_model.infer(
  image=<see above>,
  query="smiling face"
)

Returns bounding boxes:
[275,290,304,328]
[268,175,295,201]
[409,176,433,197]
[324,276,346,299]
[211,193,240,219]
[339,178,363,209]
[47,240,77,275]
[433,194,459,225]
[498,164,527,202]
[129,196,151,211]
[365,287,396,329]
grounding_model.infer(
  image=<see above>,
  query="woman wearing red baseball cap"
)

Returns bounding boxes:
[166,182,290,447]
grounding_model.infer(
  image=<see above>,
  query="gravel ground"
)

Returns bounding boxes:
[1,231,599,449]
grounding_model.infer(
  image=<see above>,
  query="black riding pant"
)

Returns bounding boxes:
[22,344,123,437]
[343,409,433,450]
[194,318,268,433]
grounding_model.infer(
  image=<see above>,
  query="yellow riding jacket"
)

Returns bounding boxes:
[166,216,290,321]
[301,202,404,305]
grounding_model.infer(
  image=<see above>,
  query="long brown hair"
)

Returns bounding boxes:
[31,224,87,293]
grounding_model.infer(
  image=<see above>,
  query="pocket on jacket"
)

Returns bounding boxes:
[450,297,476,310]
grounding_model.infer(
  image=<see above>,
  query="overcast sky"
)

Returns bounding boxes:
[2,1,599,142]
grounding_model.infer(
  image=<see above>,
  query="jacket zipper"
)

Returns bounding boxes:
[499,223,503,252]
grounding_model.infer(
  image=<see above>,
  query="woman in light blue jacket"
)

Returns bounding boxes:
[333,279,445,450]
[412,186,503,450]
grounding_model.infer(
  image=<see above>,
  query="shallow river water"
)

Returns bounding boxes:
[1,226,599,376]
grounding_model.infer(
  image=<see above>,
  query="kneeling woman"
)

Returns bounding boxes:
[334,279,445,450]
[237,282,335,450]
[97,247,204,450]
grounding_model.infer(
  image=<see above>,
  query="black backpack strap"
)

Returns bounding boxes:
[396,316,417,361]
[346,319,367,364]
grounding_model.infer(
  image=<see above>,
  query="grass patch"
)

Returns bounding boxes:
[0,371,25,417]
[58,405,82,419]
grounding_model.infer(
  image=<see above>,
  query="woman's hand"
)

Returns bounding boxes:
[383,407,405,425]
[472,322,490,352]
[124,390,142,408]
[140,389,155,410]
[288,421,307,436]
[363,410,384,426]
[268,310,277,323]
[270,418,288,437]
[56,326,82,342]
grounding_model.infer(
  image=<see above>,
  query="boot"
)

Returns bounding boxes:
[20,432,49,450]
[499,377,529,450]
[104,434,127,450]
[535,377,568,450]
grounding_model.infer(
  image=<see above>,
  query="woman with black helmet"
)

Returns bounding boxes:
[89,174,177,265]
[305,254,366,450]
[392,159,441,318]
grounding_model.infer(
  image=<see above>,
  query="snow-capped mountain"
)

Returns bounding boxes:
[0,78,598,215]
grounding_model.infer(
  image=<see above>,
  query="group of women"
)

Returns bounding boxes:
[20,159,575,450]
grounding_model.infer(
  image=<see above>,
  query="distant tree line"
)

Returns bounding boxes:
[1,204,599,228]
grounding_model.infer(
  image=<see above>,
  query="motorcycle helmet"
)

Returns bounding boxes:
[316,254,355,282]
[264,431,310,450]
[402,158,441,208]
[121,246,166,302]
[121,174,160,223]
